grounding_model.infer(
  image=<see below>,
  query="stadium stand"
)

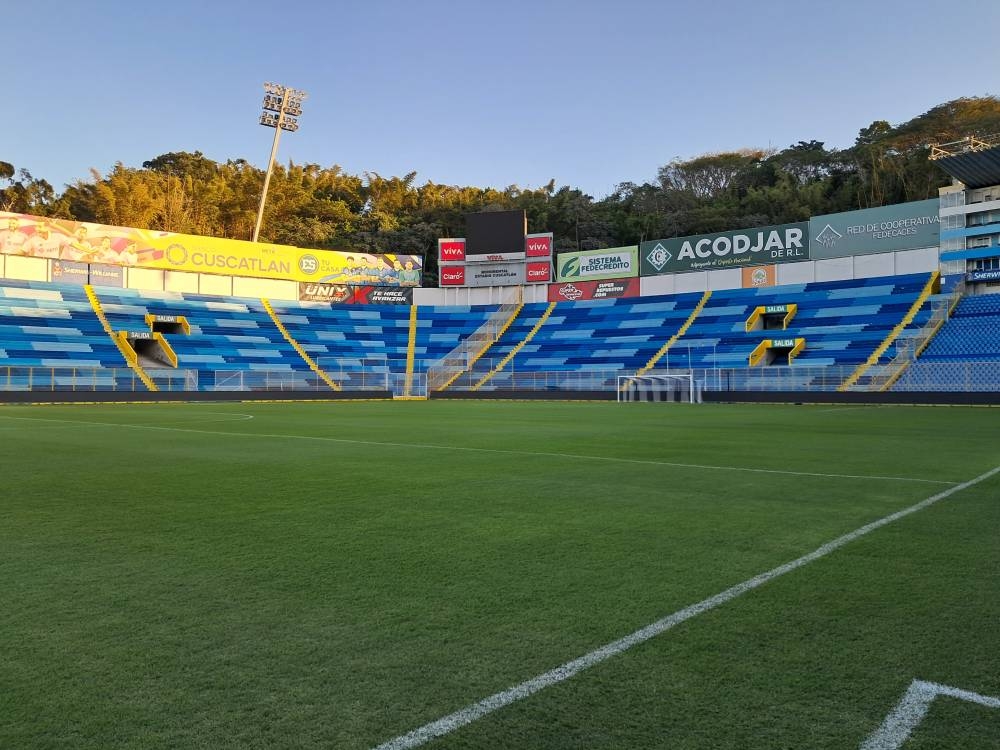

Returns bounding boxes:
[892,293,1000,391]
[267,300,499,392]
[0,280,146,390]
[1,272,991,395]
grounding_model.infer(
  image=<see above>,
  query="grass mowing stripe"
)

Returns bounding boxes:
[0,413,956,485]
[370,464,1000,750]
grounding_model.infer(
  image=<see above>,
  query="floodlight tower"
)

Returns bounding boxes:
[252,82,307,243]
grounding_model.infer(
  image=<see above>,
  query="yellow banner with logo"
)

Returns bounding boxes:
[0,212,423,286]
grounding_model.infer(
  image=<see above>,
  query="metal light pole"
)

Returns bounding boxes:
[252,82,306,243]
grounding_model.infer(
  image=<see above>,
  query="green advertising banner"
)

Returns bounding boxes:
[639,222,809,275]
[556,246,638,282]
[809,199,939,259]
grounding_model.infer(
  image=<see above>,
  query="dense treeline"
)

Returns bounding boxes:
[3,97,999,284]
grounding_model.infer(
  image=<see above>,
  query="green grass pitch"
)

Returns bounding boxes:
[1,401,998,749]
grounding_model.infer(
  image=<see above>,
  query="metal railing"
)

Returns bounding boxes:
[3,361,996,395]
[425,289,523,392]
[890,360,1000,392]
[856,281,966,392]
[0,366,195,392]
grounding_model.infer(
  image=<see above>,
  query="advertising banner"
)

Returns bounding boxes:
[465,251,526,263]
[88,263,125,288]
[1,211,422,286]
[967,269,1000,283]
[462,262,526,287]
[742,265,776,288]
[640,223,809,275]
[556,246,639,282]
[50,259,89,285]
[439,266,466,286]
[525,261,551,284]
[298,283,414,304]
[810,199,940,259]
[547,278,641,302]
[525,233,554,257]
[438,238,466,263]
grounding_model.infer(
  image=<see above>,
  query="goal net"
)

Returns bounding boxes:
[617,373,702,403]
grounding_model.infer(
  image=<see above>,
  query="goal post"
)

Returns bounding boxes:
[617,373,701,403]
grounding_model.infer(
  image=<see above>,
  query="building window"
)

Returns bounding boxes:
[940,191,965,209]
[968,236,993,249]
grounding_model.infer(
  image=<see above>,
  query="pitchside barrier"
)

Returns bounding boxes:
[4,362,999,397]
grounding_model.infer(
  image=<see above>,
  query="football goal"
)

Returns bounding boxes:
[616,373,702,403]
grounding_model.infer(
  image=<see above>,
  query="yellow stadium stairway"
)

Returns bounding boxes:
[839,270,941,392]
[634,290,711,377]
[402,304,422,398]
[435,301,525,392]
[261,298,341,391]
[473,302,556,391]
[85,284,157,391]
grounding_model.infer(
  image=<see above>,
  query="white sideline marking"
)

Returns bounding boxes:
[860,679,1000,749]
[0,414,954,485]
[816,405,890,414]
[370,465,1000,750]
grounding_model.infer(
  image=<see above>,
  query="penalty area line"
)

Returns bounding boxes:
[0,413,954,486]
[370,464,1000,750]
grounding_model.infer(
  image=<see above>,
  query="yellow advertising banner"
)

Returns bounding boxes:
[0,212,423,286]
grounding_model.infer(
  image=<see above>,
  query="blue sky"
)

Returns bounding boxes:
[6,0,1000,198]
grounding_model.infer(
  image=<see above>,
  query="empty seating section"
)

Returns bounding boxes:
[265,301,409,390]
[674,273,932,372]
[93,288,318,391]
[893,294,1000,391]
[472,295,704,390]
[0,271,969,394]
[0,280,136,390]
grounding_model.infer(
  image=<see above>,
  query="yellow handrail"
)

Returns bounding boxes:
[436,302,525,392]
[261,298,341,391]
[636,290,712,376]
[85,285,157,391]
[404,305,419,397]
[839,271,940,391]
[473,302,556,391]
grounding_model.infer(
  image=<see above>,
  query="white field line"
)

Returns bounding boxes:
[371,465,1000,750]
[0,413,954,486]
[815,405,891,414]
[860,679,1000,750]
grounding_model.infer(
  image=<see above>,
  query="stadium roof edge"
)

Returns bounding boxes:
[929,136,1000,189]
